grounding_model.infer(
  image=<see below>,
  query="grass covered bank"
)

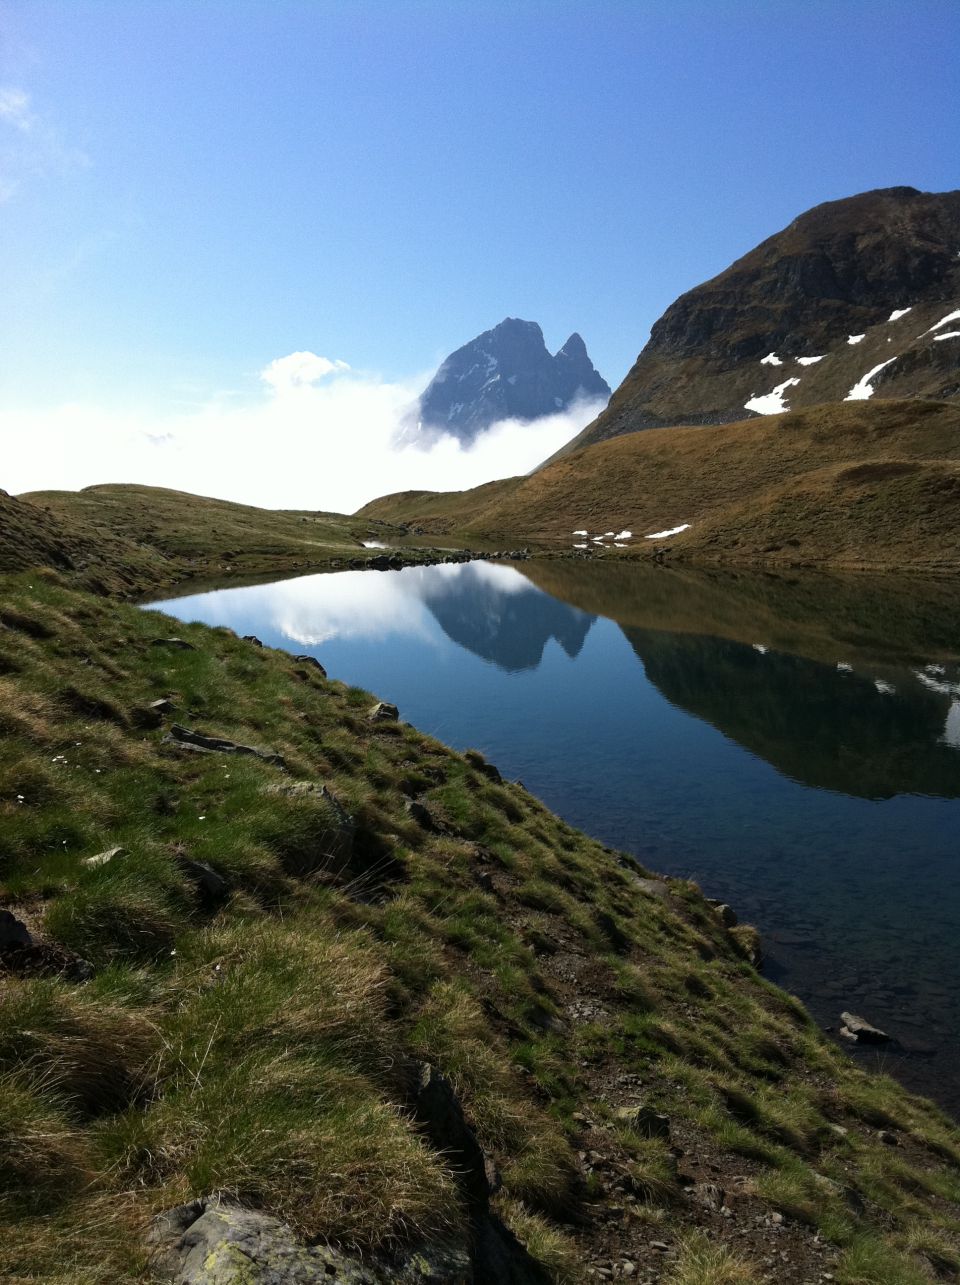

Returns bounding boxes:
[1,567,960,1282]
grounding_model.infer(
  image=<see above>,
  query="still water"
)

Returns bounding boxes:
[148,560,960,1112]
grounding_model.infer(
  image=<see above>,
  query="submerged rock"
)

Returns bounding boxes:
[840,1011,891,1043]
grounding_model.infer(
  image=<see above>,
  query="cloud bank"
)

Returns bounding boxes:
[3,352,604,513]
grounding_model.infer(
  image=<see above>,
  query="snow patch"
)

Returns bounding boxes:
[874,679,896,695]
[752,644,768,655]
[760,352,783,366]
[745,377,801,416]
[923,309,960,335]
[572,529,588,536]
[944,700,960,749]
[934,331,960,342]
[847,334,865,345]
[645,523,691,540]
[572,543,587,549]
[796,356,825,366]
[844,357,897,401]
[888,308,912,322]
[836,662,852,673]
[613,530,632,540]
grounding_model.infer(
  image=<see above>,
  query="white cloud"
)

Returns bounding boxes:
[260,350,351,391]
[3,353,603,514]
[0,87,34,133]
[0,84,88,202]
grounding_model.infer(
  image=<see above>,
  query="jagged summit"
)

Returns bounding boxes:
[411,316,610,443]
[550,186,960,462]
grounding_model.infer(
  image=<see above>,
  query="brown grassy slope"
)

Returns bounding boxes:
[359,399,960,571]
[6,483,404,597]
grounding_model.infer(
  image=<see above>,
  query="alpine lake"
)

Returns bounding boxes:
[147,558,960,1115]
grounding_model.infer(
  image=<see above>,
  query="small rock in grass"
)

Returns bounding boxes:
[150,698,177,714]
[242,635,263,647]
[150,637,195,651]
[82,846,127,869]
[368,700,399,722]
[615,1105,671,1140]
[878,1129,900,1146]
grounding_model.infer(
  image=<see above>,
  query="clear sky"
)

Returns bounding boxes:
[1,0,957,507]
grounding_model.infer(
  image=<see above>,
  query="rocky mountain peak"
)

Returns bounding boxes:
[411,318,610,443]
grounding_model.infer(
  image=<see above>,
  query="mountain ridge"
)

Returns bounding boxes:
[549,186,960,462]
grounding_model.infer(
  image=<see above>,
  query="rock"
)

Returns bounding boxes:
[177,858,229,908]
[242,635,264,647]
[840,1011,891,1043]
[293,655,326,676]
[878,1129,900,1146]
[615,1106,671,1140]
[631,875,671,901]
[147,1197,462,1283]
[707,899,738,928]
[150,698,178,714]
[81,845,126,869]
[405,800,439,831]
[150,637,196,651]
[163,724,287,768]
[464,750,502,784]
[368,701,399,722]
[0,910,32,949]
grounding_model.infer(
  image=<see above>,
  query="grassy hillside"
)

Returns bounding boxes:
[3,567,960,1282]
[7,483,423,597]
[359,400,960,572]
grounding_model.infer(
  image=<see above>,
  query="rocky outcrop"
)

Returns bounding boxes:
[409,318,609,443]
[553,187,960,460]
[163,723,287,768]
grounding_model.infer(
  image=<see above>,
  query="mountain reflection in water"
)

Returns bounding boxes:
[149,558,960,1112]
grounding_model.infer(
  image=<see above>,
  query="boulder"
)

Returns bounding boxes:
[368,701,399,722]
[164,724,287,769]
[147,1197,474,1283]
[151,698,178,714]
[150,637,196,651]
[840,1011,891,1044]
[707,899,738,928]
[242,635,264,647]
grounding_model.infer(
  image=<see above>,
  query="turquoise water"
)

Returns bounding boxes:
[147,560,960,1113]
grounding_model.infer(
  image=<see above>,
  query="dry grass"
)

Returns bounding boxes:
[666,1231,760,1285]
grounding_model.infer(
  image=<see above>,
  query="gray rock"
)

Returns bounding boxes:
[707,899,738,928]
[293,655,327,676]
[150,698,178,714]
[615,1105,671,1140]
[411,1062,492,1205]
[177,858,229,907]
[147,1198,472,1284]
[81,845,126,869]
[840,1011,890,1043]
[242,635,264,647]
[368,701,399,722]
[405,800,439,831]
[150,637,196,651]
[164,724,287,769]
[263,781,355,873]
[0,910,32,949]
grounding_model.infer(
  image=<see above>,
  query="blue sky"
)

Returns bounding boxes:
[1,0,957,506]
